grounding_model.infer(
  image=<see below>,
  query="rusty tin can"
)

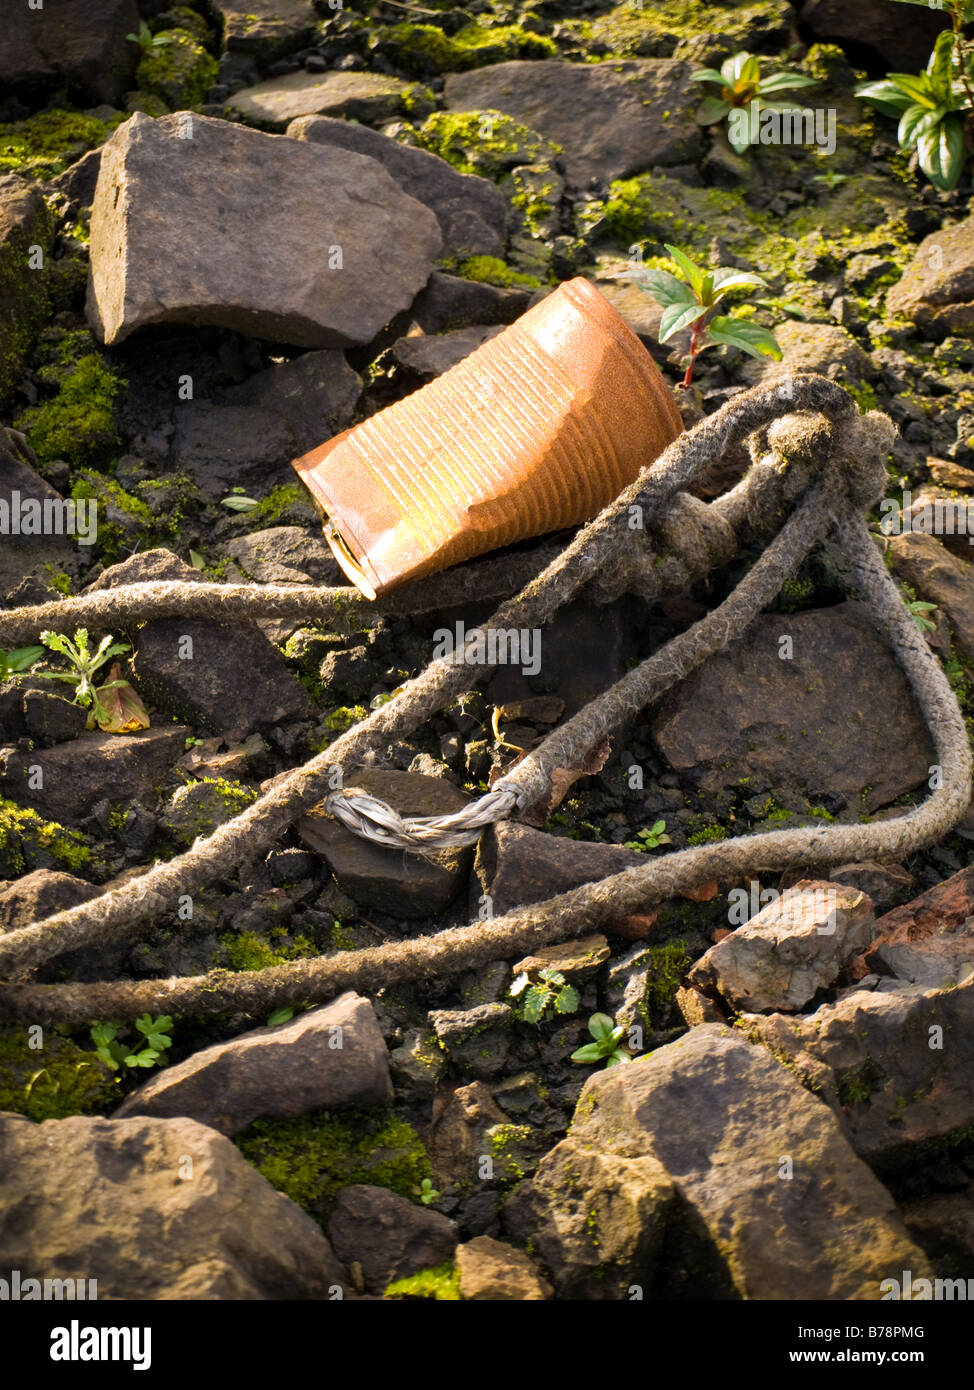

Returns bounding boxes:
[291,276,683,598]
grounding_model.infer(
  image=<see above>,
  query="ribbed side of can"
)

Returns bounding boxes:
[292,278,684,594]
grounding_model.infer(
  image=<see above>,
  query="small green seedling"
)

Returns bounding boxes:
[91,1014,173,1070]
[811,170,850,190]
[34,629,149,732]
[628,244,782,388]
[416,1178,441,1206]
[221,489,260,512]
[571,1013,632,1069]
[126,21,173,50]
[0,646,45,682]
[908,599,938,634]
[509,966,580,1023]
[691,50,816,154]
[624,819,671,852]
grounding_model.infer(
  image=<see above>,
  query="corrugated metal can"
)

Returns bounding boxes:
[291,276,684,598]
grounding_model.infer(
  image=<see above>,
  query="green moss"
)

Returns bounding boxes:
[384,1262,462,1300]
[837,1056,885,1107]
[16,354,124,468]
[456,255,541,289]
[640,943,692,1030]
[244,483,308,525]
[151,6,213,45]
[411,110,561,181]
[0,196,53,410]
[687,824,727,845]
[220,928,317,972]
[0,1030,119,1121]
[0,109,121,181]
[586,0,790,60]
[136,28,218,108]
[0,799,94,877]
[375,21,555,77]
[236,1108,432,1221]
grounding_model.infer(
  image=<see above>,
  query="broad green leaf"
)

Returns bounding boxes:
[756,72,817,93]
[928,28,956,102]
[709,269,769,295]
[607,1049,633,1067]
[699,271,714,305]
[1,645,45,674]
[707,315,783,360]
[885,71,937,106]
[855,79,917,118]
[917,115,965,190]
[539,967,565,984]
[267,1007,295,1026]
[588,1012,616,1043]
[221,495,259,511]
[722,52,754,84]
[555,985,580,1014]
[696,95,732,124]
[689,68,726,84]
[739,54,761,86]
[628,266,697,307]
[189,549,206,570]
[899,102,948,149]
[523,988,546,1023]
[664,243,706,295]
[570,1043,604,1064]
[659,301,706,342]
[649,819,667,836]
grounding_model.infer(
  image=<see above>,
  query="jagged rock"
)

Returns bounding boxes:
[476,822,644,917]
[21,690,88,744]
[0,445,77,599]
[87,112,442,349]
[502,1138,675,1299]
[743,978,974,1170]
[856,864,974,989]
[444,59,700,185]
[887,531,974,665]
[391,325,503,378]
[514,1025,931,1299]
[688,881,875,1013]
[0,0,139,107]
[0,175,54,409]
[455,1235,552,1300]
[215,0,317,55]
[512,934,610,984]
[0,868,99,932]
[828,861,916,915]
[224,526,341,586]
[389,1027,447,1101]
[288,115,506,261]
[115,993,391,1135]
[0,1111,350,1298]
[298,769,472,918]
[0,727,188,827]
[652,601,935,812]
[218,349,362,456]
[327,1185,457,1295]
[427,1080,509,1189]
[886,214,974,339]
[230,71,432,128]
[410,271,532,333]
[428,1003,514,1081]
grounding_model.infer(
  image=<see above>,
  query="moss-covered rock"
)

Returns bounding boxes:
[0,799,96,878]
[136,28,218,109]
[372,21,556,78]
[410,109,561,181]
[236,1107,433,1223]
[0,174,53,409]
[159,776,257,849]
[15,353,124,469]
[455,255,541,288]
[0,1030,119,1121]
[584,0,793,63]
[0,110,120,182]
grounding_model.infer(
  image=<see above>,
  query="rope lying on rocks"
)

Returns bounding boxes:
[0,375,969,1024]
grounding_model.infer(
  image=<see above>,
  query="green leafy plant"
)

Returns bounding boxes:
[126,20,173,50]
[34,629,149,732]
[628,244,782,388]
[0,645,45,682]
[509,966,580,1023]
[416,1177,441,1206]
[221,488,259,512]
[570,1013,632,1069]
[90,1015,173,1070]
[623,818,672,851]
[266,1007,295,1026]
[811,169,850,190]
[691,50,816,154]
[857,12,974,190]
[907,598,938,633]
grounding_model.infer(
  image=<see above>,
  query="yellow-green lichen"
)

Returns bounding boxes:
[16,354,124,468]
[136,28,218,109]
[384,1262,462,1300]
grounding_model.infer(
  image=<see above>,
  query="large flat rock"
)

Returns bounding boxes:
[0,1111,349,1298]
[229,71,431,128]
[444,59,700,185]
[115,992,391,1135]
[652,601,934,812]
[288,114,506,261]
[86,112,442,349]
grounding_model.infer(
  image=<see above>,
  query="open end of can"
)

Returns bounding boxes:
[322,520,378,601]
